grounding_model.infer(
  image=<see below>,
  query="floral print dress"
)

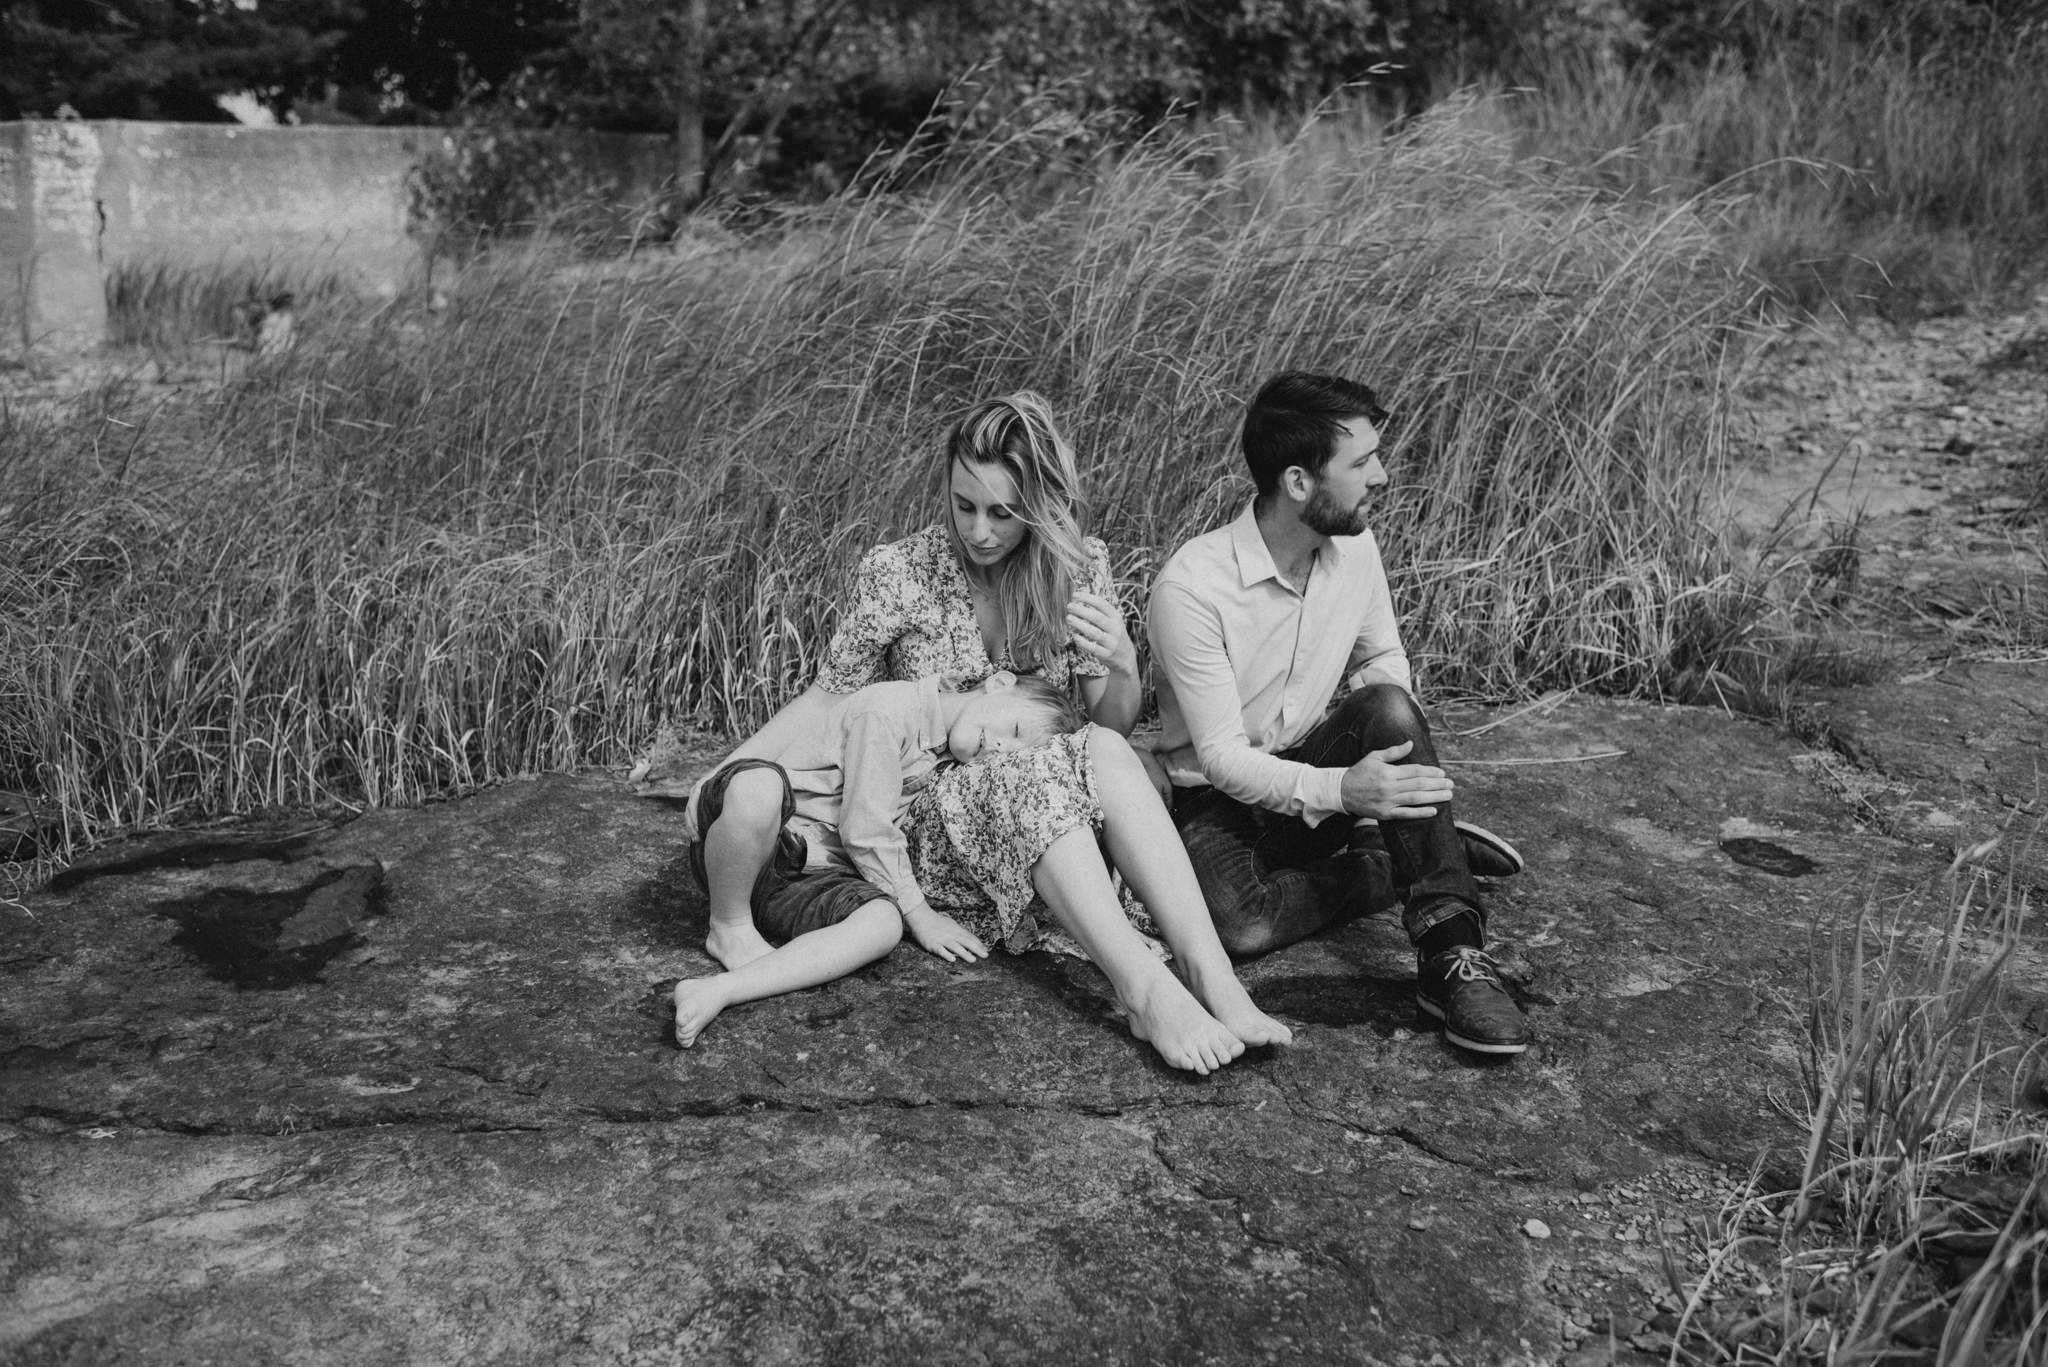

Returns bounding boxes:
[815,525,1161,955]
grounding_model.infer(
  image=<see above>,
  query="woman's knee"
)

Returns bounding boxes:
[1084,724,1140,772]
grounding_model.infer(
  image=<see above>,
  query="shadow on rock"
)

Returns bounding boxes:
[50,832,323,890]
[621,848,704,950]
[155,864,384,988]
[1246,971,1415,1034]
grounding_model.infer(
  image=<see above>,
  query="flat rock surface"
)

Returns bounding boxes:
[5,692,2040,1366]
[5,298,2045,1365]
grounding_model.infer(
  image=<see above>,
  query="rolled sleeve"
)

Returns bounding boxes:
[833,710,928,915]
[1149,578,1348,824]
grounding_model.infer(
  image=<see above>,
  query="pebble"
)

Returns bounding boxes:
[1523,1218,1552,1239]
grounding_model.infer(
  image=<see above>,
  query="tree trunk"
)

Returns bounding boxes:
[672,0,709,215]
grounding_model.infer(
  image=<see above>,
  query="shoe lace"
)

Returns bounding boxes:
[1442,947,1502,984]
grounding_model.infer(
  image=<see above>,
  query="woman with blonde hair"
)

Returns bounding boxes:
[680,391,1290,1074]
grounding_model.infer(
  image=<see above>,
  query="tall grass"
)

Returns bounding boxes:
[105,260,349,351]
[1502,22,2048,314]
[3,95,1760,847]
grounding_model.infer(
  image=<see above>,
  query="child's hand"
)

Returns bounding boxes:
[905,909,989,963]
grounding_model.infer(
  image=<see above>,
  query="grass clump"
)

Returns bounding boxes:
[1668,860,2047,1364]
[4,94,1761,849]
[105,260,347,352]
[1503,19,2048,316]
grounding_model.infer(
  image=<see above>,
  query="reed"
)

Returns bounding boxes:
[6,93,1761,847]
[1673,853,2046,1364]
[1501,21,2048,314]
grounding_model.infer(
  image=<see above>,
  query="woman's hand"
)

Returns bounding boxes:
[1066,591,1137,675]
[904,907,990,962]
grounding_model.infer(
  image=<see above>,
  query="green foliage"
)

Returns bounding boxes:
[1506,16,2048,314]
[324,0,575,119]
[0,0,362,122]
[404,127,655,250]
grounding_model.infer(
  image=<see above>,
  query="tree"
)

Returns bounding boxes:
[1,0,362,121]
[321,0,577,120]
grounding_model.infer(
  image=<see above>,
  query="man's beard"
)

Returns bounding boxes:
[1301,483,1368,536]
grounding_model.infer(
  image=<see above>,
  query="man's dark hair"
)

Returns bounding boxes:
[1240,371,1391,500]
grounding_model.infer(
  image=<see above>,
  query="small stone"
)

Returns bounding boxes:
[1409,1216,1434,1231]
[1523,1218,1553,1239]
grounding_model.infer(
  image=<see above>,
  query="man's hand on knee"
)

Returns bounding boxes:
[1340,740,1455,820]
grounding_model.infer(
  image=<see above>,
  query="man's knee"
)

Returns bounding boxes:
[1335,683,1427,741]
[1215,916,1279,959]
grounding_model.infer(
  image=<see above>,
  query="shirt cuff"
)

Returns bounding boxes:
[1297,766,1350,828]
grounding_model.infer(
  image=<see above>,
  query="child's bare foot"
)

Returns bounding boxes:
[1119,967,1246,1075]
[1183,966,1293,1048]
[672,975,735,1048]
[705,918,774,971]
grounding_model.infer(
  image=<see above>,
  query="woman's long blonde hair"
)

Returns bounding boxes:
[940,391,1091,674]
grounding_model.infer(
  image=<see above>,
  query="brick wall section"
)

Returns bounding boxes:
[0,121,672,356]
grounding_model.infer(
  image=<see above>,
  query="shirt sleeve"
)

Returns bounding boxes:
[1064,538,1116,681]
[1342,534,1413,695]
[833,709,931,916]
[1147,576,1350,826]
[814,544,906,695]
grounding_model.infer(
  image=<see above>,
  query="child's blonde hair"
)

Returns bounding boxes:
[1005,674,1090,744]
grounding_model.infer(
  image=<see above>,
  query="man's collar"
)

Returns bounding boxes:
[1227,502,1281,588]
[1231,498,1346,589]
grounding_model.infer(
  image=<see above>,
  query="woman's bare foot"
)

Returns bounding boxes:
[1182,964,1293,1048]
[672,975,735,1048]
[1119,966,1246,1075]
[704,917,774,971]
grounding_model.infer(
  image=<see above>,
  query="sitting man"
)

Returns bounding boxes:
[1145,370,1529,1056]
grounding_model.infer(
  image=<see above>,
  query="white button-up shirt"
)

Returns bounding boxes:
[1147,501,1411,826]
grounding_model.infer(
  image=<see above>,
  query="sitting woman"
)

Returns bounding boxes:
[687,391,1290,1074]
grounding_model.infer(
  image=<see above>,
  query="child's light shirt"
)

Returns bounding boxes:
[775,676,951,916]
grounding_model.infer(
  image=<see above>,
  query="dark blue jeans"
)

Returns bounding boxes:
[1169,684,1485,958]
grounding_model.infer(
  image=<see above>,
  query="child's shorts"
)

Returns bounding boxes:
[689,758,892,941]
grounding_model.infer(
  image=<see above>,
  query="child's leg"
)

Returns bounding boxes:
[1086,730,1293,1048]
[673,898,901,1047]
[1029,827,1245,1076]
[699,766,788,971]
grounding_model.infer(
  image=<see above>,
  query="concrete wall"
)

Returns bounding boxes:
[0,121,673,356]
